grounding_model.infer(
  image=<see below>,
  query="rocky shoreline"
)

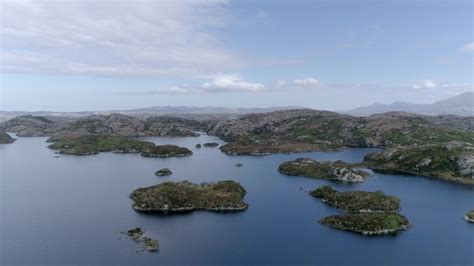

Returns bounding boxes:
[123,227,159,253]
[141,145,192,158]
[0,131,15,144]
[464,210,474,223]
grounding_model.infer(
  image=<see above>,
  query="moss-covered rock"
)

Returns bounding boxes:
[320,213,410,235]
[310,186,400,213]
[123,227,159,252]
[130,180,248,212]
[141,145,192,158]
[155,168,172,176]
[464,210,474,223]
[364,142,474,185]
[47,135,155,155]
[279,158,372,182]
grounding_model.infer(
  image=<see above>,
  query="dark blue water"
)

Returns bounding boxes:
[1,135,473,265]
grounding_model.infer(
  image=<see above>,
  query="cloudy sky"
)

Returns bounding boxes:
[0,0,472,111]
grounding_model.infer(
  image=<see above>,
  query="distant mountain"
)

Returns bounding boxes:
[0,106,306,121]
[347,92,474,116]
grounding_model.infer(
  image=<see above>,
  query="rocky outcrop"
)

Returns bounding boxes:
[310,185,400,213]
[123,227,159,252]
[203,142,219,148]
[278,158,372,182]
[141,145,192,158]
[0,131,15,144]
[320,213,410,235]
[363,142,474,185]
[155,168,172,176]
[464,210,474,223]
[0,115,73,137]
[130,180,248,212]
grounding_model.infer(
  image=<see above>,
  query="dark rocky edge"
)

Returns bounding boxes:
[130,180,248,212]
[310,185,400,213]
[279,158,372,182]
[47,135,155,155]
[123,227,159,252]
[235,163,244,167]
[203,142,219,148]
[207,110,474,155]
[155,168,172,176]
[141,145,192,158]
[0,131,15,144]
[464,210,474,223]
[320,213,410,236]
[195,144,202,148]
[363,141,474,185]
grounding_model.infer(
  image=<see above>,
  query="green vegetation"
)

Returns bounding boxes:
[364,142,474,185]
[320,213,410,235]
[141,145,192,158]
[310,185,400,213]
[278,158,371,182]
[48,135,155,155]
[130,180,248,212]
[155,168,172,176]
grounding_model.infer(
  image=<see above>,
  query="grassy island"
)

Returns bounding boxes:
[310,185,400,212]
[320,213,410,235]
[48,135,155,155]
[141,145,193,158]
[155,168,172,176]
[279,158,372,182]
[130,180,248,212]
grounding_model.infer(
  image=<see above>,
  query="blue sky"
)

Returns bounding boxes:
[0,0,472,111]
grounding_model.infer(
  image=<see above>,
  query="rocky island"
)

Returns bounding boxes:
[0,131,15,144]
[141,145,192,158]
[464,210,474,223]
[48,135,155,155]
[320,213,410,236]
[203,142,219,148]
[310,185,400,212]
[311,185,409,235]
[279,158,372,182]
[123,227,159,252]
[130,180,248,212]
[363,141,474,185]
[155,168,172,176]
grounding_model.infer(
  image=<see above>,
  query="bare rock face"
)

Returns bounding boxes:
[0,115,72,137]
[68,114,146,136]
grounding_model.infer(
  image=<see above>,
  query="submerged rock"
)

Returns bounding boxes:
[464,210,474,223]
[320,213,410,235]
[279,158,372,182]
[130,180,248,212]
[155,168,172,177]
[141,145,192,158]
[234,163,244,168]
[310,185,400,213]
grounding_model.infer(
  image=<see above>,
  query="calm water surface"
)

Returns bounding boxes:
[1,134,473,265]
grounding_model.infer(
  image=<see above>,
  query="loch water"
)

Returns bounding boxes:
[1,134,473,265]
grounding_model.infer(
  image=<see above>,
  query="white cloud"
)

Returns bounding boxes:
[294,77,320,88]
[0,0,242,78]
[412,80,437,89]
[461,42,474,53]
[201,74,264,92]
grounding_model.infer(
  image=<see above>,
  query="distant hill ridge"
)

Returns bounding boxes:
[347,92,473,116]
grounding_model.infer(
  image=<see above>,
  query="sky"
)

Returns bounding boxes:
[0,0,473,112]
